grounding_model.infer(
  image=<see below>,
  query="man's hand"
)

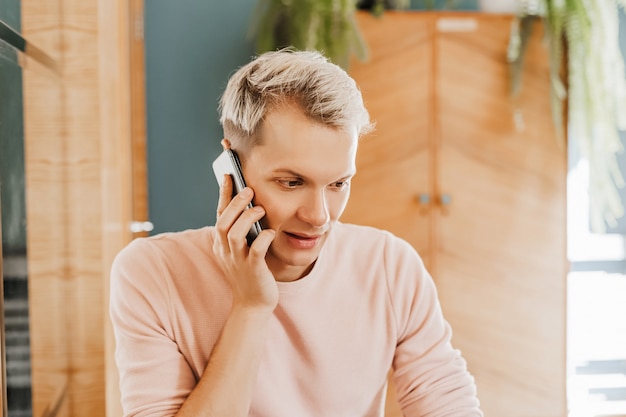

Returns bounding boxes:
[213,174,278,311]
[176,175,277,417]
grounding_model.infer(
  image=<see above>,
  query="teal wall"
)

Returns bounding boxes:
[0,0,26,252]
[145,1,257,234]
[0,0,20,29]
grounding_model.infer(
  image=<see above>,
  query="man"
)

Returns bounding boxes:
[110,49,482,417]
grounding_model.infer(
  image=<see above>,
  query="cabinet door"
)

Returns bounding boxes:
[436,15,567,417]
[345,12,434,269]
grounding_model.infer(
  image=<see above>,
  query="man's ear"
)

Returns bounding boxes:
[221,138,232,150]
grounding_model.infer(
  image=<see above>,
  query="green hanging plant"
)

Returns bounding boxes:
[509,0,626,233]
[248,0,370,69]
[247,0,460,68]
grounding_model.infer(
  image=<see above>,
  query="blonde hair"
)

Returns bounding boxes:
[219,49,373,149]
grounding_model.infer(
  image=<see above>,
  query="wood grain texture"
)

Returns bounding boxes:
[21,2,71,414]
[22,0,135,415]
[436,15,567,417]
[129,0,149,238]
[98,0,134,414]
[345,12,435,270]
[345,12,566,417]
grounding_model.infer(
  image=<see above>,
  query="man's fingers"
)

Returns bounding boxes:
[217,186,254,230]
[227,206,266,251]
[248,229,276,261]
[215,187,259,259]
[216,174,233,218]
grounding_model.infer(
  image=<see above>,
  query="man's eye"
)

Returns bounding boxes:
[333,181,350,190]
[279,179,303,188]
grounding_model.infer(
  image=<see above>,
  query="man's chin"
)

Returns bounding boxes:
[265,241,324,279]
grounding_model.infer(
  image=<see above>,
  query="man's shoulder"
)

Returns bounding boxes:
[116,226,214,264]
[110,227,221,296]
[327,223,425,289]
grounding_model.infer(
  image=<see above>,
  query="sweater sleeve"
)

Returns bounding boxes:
[385,235,483,416]
[110,239,197,417]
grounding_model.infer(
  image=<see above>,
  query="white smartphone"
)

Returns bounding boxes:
[212,149,263,245]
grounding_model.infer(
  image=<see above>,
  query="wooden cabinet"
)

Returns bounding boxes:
[20,0,138,415]
[344,12,567,417]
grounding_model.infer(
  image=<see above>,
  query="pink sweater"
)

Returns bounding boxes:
[110,222,482,416]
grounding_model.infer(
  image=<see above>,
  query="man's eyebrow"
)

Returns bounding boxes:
[271,168,303,177]
[271,168,357,180]
[336,171,356,180]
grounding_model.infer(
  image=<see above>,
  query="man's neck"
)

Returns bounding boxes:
[267,260,315,283]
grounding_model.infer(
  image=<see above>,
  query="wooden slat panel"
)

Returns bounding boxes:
[436,15,567,417]
[63,2,106,413]
[21,1,69,415]
[98,0,134,415]
[129,0,149,237]
[23,0,135,415]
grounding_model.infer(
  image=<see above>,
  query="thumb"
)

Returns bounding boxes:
[248,229,276,261]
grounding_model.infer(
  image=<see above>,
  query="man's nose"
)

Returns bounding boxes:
[298,190,330,227]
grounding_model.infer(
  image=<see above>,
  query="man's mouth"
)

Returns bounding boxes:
[284,232,323,249]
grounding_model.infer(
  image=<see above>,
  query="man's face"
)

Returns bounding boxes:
[241,105,358,282]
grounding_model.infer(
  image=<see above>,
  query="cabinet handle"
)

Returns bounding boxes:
[417,193,431,205]
[130,221,154,233]
[439,194,452,206]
